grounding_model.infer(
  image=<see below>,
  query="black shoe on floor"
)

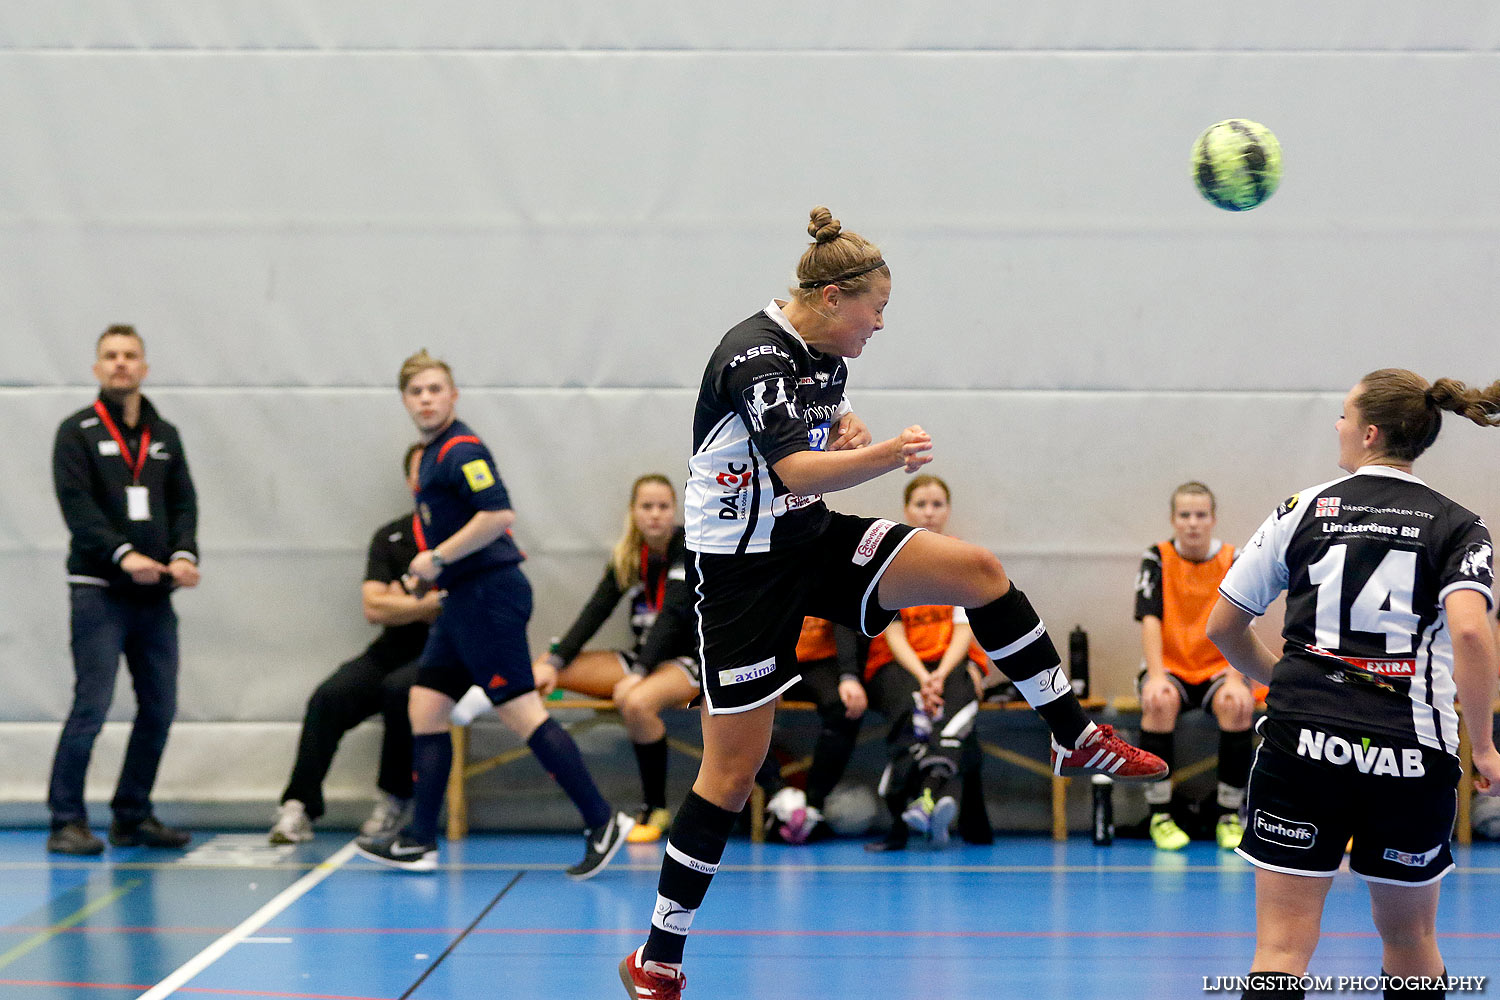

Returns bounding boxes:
[109,816,191,849]
[48,823,104,856]
[356,832,438,872]
[566,811,634,881]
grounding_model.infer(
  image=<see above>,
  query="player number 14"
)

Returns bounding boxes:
[1307,544,1419,654]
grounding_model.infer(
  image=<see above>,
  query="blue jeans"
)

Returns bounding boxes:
[47,586,179,828]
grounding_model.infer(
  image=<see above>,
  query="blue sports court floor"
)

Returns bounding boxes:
[0,831,1494,999]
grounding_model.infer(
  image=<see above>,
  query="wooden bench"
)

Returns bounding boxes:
[446,695,1106,842]
[1107,696,1499,847]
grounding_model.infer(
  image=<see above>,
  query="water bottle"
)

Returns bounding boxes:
[1091,774,1114,845]
[546,637,565,701]
[1069,626,1090,698]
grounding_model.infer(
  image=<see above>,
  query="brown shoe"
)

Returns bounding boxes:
[109,816,190,849]
[47,823,104,856]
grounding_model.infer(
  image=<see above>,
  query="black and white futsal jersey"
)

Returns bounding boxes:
[684,301,852,555]
[1220,466,1494,756]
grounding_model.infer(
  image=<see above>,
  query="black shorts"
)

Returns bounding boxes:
[1236,718,1461,885]
[1135,668,1231,713]
[415,564,535,707]
[696,512,922,715]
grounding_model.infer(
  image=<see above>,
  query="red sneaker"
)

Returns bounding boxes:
[1050,724,1168,781]
[619,945,686,1000]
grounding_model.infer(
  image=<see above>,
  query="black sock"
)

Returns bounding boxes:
[643,791,739,965]
[404,732,451,845]
[1242,972,1305,999]
[1033,698,1092,749]
[527,718,611,829]
[967,585,1089,747]
[633,737,669,811]
[1219,727,1252,792]
[1140,730,1175,772]
[921,741,960,800]
[806,714,860,810]
[1140,729,1175,809]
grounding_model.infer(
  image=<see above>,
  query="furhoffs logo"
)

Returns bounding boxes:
[1252,810,1317,849]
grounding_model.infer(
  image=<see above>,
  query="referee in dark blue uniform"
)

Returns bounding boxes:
[356,350,630,878]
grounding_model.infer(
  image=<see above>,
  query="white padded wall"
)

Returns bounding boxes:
[2,5,1498,805]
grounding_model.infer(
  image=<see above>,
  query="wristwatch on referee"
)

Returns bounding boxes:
[429,549,447,571]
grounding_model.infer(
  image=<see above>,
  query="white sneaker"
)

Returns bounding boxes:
[765,786,807,824]
[359,793,410,838]
[269,800,313,844]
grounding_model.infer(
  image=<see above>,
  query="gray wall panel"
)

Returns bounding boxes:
[10,4,1500,51]
[2,13,1495,807]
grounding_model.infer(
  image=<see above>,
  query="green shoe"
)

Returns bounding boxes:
[1149,812,1190,851]
[1216,813,1244,851]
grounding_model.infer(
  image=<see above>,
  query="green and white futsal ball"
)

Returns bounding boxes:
[1191,119,1282,211]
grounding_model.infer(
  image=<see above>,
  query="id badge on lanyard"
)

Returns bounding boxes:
[94,400,152,521]
[126,485,150,521]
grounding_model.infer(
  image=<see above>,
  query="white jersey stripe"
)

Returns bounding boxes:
[1409,619,1442,752]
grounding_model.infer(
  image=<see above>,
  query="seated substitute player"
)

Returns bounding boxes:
[270,444,441,843]
[1134,481,1256,851]
[863,474,991,852]
[618,207,1166,999]
[759,615,870,844]
[532,473,701,844]
[357,350,631,878]
[1207,369,1500,1000]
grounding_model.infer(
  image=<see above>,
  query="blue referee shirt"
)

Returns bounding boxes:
[416,420,524,586]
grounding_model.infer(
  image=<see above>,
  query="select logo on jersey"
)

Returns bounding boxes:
[853,519,895,567]
[727,344,791,369]
[1314,496,1341,518]
[715,462,750,520]
[1459,541,1493,583]
[1295,728,1426,777]
[1382,845,1442,868]
[718,657,775,687]
[1252,809,1316,849]
[98,440,122,457]
[1276,493,1300,519]
[742,377,798,433]
[461,459,495,492]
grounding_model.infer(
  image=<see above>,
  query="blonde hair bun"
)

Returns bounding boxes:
[807,206,842,243]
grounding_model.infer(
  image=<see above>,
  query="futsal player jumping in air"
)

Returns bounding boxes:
[618,207,1169,998]
[1208,370,1500,1000]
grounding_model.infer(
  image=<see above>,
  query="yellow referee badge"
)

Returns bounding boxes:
[461,459,495,492]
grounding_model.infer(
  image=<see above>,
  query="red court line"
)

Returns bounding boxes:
[0,981,393,1000]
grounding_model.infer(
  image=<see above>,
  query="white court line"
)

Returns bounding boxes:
[134,840,358,1000]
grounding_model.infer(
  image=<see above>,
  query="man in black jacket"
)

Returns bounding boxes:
[47,325,199,855]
